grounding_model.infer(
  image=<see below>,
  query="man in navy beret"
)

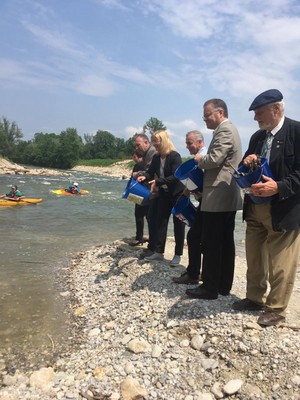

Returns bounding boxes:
[232,89,300,326]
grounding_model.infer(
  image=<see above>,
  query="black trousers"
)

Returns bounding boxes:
[134,204,149,242]
[147,197,159,252]
[186,204,203,279]
[153,191,185,255]
[201,211,236,295]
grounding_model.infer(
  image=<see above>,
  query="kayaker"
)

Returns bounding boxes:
[0,185,25,201]
[65,182,81,194]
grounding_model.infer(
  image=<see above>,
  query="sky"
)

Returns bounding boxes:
[1,0,300,157]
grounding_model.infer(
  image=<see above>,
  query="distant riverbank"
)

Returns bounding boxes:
[71,160,132,179]
[0,157,131,178]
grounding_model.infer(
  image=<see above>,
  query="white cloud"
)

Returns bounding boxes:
[124,126,143,138]
[139,0,300,99]
[89,0,130,11]
[76,75,120,96]
[22,22,84,58]
[141,0,222,38]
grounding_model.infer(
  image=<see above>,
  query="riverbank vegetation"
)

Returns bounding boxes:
[0,116,166,170]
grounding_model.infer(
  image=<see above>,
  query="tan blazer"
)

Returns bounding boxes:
[198,120,243,212]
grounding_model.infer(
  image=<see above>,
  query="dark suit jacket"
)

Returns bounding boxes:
[145,151,185,197]
[242,117,300,231]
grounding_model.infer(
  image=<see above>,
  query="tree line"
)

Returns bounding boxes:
[0,117,166,169]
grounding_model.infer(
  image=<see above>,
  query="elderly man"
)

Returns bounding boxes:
[172,130,207,284]
[186,98,242,300]
[232,89,300,326]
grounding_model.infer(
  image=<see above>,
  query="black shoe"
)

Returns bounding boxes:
[232,298,264,311]
[186,285,218,300]
[139,249,154,259]
[219,290,230,296]
[172,272,199,285]
[129,240,144,246]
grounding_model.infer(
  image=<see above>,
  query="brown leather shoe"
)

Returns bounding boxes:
[172,272,199,285]
[232,298,264,311]
[257,312,285,326]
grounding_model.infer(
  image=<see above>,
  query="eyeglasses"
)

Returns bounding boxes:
[202,108,221,120]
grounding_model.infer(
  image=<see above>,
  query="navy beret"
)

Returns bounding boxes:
[249,89,283,111]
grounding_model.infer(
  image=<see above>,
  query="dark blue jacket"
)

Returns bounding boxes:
[242,117,300,231]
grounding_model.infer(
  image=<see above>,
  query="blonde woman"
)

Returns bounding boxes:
[138,130,185,266]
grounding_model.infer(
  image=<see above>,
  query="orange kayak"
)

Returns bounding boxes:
[0,198,43,206]
[51,189,89,195]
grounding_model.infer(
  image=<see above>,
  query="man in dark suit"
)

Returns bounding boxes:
[172,130,207,284]
[232,89,300,326]
[134,134,157,257]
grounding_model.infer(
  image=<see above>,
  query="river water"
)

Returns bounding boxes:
[0,171,246,370]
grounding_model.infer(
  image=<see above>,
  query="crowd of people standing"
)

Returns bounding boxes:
[129,89,300,327]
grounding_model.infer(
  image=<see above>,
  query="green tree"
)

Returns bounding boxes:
[56,128,83,169]
[92,130,116,159]
[82,133,94,159]
[0,117,23,159]
[31,132,60,167]
[143,117,166,136]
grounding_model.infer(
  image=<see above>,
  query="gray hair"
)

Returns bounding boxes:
[271,100,285,113]
[186,130,204,142]
[135,133,150,143]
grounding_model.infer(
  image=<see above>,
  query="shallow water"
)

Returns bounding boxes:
[0,172,246,369]
[0,172,136,369]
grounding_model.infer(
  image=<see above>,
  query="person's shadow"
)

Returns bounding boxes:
[93,239,260,322]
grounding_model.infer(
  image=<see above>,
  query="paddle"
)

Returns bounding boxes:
[4,196,22,202]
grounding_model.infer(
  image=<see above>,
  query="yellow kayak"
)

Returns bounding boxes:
[51,189,89,195]
[0,198,43,206]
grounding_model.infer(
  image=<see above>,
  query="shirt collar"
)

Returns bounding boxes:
[270,116,285,135]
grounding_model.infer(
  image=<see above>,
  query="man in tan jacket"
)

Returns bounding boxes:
[186,98,242,299]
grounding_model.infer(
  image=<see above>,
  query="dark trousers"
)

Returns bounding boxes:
[201,211,236,295]
[154,191,185,255]
[186,204,203,280]
[147,197,159,252]
[134,204,149,242]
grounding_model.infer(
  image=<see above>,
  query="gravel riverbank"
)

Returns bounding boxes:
[1,238,299,400]
[0,158,131,178]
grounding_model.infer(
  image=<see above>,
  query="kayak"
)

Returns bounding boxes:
[51,189,89,195]
[0,198,43,206]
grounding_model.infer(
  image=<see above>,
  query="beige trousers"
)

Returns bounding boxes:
[245,202,300,316]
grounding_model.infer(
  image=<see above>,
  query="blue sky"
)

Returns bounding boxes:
[1,0,300,156]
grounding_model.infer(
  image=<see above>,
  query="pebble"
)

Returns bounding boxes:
[223,379,243,395]
[1,240,300,400]
[191,334,204,350]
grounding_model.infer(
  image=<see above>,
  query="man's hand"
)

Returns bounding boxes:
[182,188,190,197]
[243,154,259,167]
[194,153,202,162]
[250,175,278,197]
[148,179,156,192]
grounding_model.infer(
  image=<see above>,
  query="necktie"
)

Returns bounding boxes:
[260,131,273,159]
